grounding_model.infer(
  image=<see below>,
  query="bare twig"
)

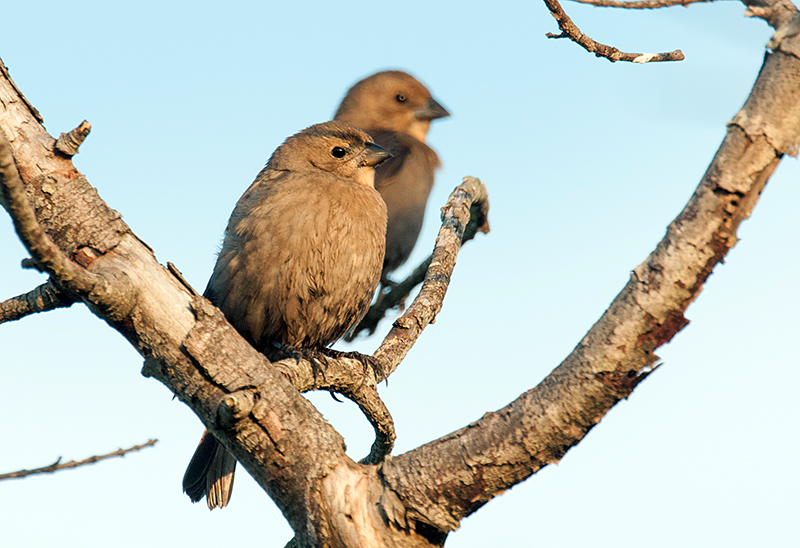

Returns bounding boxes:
[0,134,99,294]
[571,0,713,8]
[0,280,77,324]
[0,439,158,481]
[543,0,685,62]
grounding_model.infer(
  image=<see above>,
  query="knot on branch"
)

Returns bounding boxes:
[219,390,256,427]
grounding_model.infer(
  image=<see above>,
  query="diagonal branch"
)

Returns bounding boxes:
[371,177,489,380]
[350,383,396,465]
[543,0,685,62]
[379,20,800,534]
[0,439,158,481]
[0,62,351,535]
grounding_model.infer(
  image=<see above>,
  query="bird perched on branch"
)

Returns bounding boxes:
[335,70,449,287]
[182,121,390,509]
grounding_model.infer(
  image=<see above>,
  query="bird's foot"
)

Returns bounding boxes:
[320,348,385,380]
[270,343,328,382]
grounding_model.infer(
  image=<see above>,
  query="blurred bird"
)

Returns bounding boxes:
[182,121,390,509]
[334,70,449,286]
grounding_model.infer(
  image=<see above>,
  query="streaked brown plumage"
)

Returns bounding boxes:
[334,70,449,283]
[183,121,389,509]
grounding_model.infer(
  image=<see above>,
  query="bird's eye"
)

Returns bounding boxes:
[395,93,406,103]
[331,146,346,158]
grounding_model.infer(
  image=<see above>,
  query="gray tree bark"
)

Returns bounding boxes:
[1,2,799,545]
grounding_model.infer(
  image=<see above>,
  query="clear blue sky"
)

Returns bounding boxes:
[1,2,798,546]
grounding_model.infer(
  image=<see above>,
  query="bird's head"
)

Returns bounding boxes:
[267,121,391,188]
[335,70,449,143]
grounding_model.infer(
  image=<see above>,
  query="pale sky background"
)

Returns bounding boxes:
[1,2,798,547]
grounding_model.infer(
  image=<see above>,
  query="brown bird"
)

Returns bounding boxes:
[182,121,390,509]
[334,70,449,285]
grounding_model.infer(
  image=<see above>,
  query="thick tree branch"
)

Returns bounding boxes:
[0,279,76,324]
[0,61,354,542]
[377,20,800,534]
[0,439,157,481]
[543,0,685,62]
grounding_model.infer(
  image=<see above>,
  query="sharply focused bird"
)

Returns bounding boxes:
[182,121,390,509]
[334,70,449,285]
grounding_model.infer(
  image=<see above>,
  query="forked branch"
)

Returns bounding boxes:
[543,0,685,62]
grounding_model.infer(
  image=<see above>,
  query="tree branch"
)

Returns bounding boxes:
[543,0,685,62]
[0,279,76,324]
[570,0,713,9]
[2,10,799,540]
[371,177,489,380]
[0,61,352,538]
[378,18,800,534]
[0,439,157,481]
[350,383,396,465]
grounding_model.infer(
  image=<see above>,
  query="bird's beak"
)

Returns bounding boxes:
[361,142,392,167]
[415,97,450,121]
